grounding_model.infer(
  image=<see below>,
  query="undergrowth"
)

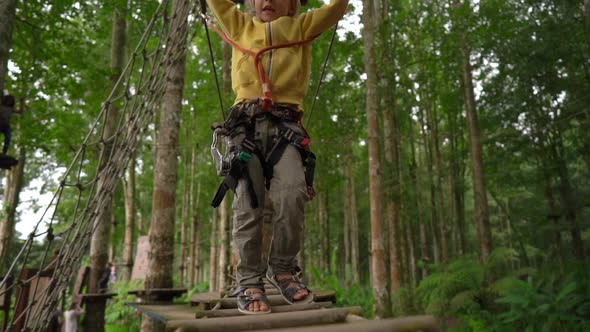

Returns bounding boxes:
[415,247,590,331]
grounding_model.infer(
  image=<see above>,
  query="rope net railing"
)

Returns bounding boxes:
[0,0,199,329]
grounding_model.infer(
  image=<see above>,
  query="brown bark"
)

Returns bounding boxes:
[363,0,390,318]
[343,156,352,283]
[417,107,441,265]
[318,192,328,274]
[408,111,428,279]
[209,208,218,291]
[541,163,564,266]
[448,110,466,256]
[454,0,492,261]
[553,136,584,260]
[217,198,228,291]
[585,0,590,49]
[382,79,402,293]
[425,100,448,265]
[0,148,25,272]
[179,178,188,287]
[86,4,126,330]
[121,157,136,281]
[141,0,189,329]
[0,0,16,92]
[188,151,199,287]
[348,155,360,284]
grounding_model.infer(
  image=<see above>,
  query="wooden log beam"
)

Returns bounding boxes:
[129,288,187,302]
[194,302,334,318]
[166,306,363,331]
[247,315,440,332]
[191,290,336,308]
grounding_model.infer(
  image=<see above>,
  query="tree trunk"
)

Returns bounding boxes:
[454,0,492,261]
[141,0,189,329]
[121,157,136,281]
[348,154,360,284]
[343,156,351,283]
[209,208,218,292]
[363,0,390,319]
[553,136,584,260]
[448,110,466,256]
[217,198,228,291]
[179,183,188,287]
[318,192,328,275]
[425,100,448,265]
[408,111,428,279]
[0,148,25,272]
[585,0,590,49]
[382,78,402,294]
[0,0,16,92]
[189,159,200,287]
[417,107,441,265]
[86,4,126,330]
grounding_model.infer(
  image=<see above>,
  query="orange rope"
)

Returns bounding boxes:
[202,14,318,110]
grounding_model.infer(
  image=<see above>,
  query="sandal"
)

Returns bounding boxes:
[266,271,314,305]
[230,286,272,315]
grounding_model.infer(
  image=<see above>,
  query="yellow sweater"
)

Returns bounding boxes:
[206,0,348,109]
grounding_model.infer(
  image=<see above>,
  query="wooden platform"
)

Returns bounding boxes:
[130,283,440,332]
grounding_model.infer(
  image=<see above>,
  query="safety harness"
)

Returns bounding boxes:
[202,13,320,208]
[210,101,317,208]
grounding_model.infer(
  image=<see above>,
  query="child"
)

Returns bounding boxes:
[206,0,348,315]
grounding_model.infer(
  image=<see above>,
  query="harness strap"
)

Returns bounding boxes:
[201,13,319,109]
[265,126,316,193]
[211,137,259,209]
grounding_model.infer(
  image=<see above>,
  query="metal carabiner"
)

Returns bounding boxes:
[211,127,231,176]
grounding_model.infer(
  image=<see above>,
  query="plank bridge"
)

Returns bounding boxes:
[131,281,439,332]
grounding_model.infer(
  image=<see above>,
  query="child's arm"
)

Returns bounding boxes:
[206,0,248,39]
[298,0,349,38]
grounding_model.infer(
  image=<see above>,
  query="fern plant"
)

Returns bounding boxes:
[104,279,143,329]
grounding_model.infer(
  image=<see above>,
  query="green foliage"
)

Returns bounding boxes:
[493,264,590,332]
[309,267,373,318]
[181,282,210,303]
[104,280,142,328]
[417,252,590,331]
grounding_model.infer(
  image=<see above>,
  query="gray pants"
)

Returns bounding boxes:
[230,116,309,287]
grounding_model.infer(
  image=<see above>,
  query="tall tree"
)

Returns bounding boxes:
[0,148,24,271]
[453,0,493,261]
[363,0,390,319]
[0,0,16,92]
[121,156,136,281]
[86,2,126,329]
[585,0,590,48]
[0,0,17,271]
[141,0,189,329]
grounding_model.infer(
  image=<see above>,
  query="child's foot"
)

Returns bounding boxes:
[266,271,314,304]
[236,288,271,315]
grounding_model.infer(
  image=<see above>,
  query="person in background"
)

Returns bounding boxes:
[0,92,24,155]
[63,298,84,332]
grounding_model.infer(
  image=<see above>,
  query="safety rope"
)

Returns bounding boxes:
[200,6,339,124]
[200,13,319,110]
[0,0,199,329]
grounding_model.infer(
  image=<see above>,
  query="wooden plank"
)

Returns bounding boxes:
[72,266,89,305]
[130,304,198,322]
[166,306,363,331]
[129,288,187,302]
[194,302,334,318]
[247,315,440,332]
[190,290,335,307]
